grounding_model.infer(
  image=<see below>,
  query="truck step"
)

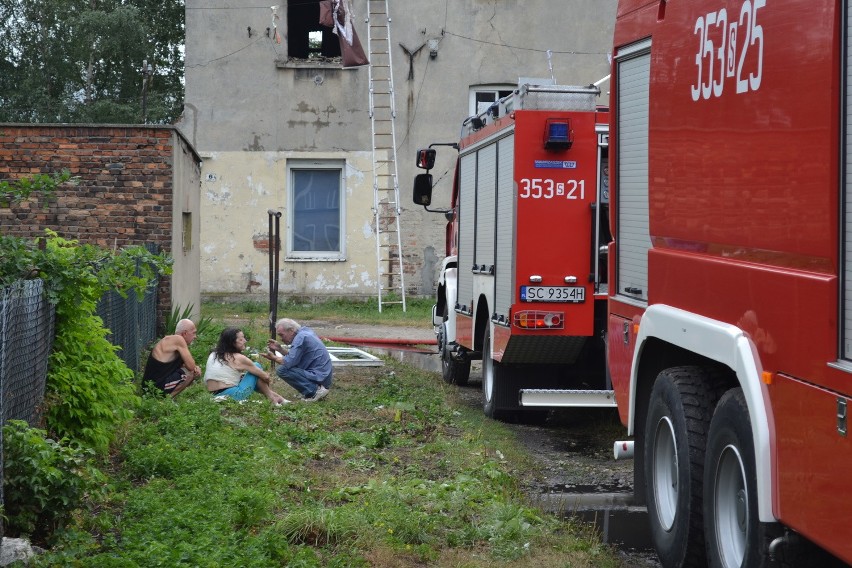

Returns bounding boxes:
[519,389,617,408]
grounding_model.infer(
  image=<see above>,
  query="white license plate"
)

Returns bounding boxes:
[520,286,585,303]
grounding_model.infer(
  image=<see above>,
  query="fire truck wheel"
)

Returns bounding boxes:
[481,325,514,421]
[704,388,766,568]
[644,367,720,568]
[439,317,470,386]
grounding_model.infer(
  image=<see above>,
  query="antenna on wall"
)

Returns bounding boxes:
[546,49,555,84]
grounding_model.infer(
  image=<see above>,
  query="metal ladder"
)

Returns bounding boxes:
[366,0,406,312]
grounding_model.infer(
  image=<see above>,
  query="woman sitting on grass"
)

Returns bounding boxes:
[203,327,289,406]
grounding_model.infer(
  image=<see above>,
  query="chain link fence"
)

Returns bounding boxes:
[96,285,158,374]
[96,243,160,374]
[0,279,56,538]
[0,246,160,538]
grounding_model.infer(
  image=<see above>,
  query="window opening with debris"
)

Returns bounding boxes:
[288,0,341,61]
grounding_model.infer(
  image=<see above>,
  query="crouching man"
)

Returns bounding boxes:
[263,318,332,402]
[142,318,202,398]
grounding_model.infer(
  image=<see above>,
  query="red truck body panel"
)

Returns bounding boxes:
[610,0,851,562]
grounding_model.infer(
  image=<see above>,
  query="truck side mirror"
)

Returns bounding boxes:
[416,148,436,170]
[413,173,433,206]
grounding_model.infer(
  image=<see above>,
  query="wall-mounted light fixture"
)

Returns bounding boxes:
[428,38,440,59]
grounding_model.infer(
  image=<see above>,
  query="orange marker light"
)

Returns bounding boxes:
[761,371,773,385]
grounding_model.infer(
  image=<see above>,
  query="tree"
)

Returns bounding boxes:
[0,0,184,124]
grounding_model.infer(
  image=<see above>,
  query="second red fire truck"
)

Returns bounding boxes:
[414,84,613,421]
[609,0,852,566]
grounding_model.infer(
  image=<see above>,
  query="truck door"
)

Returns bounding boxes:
[614,40,651,304]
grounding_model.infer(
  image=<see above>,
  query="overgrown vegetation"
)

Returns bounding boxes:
[20,232,171,451]
[2,421,106,541]
[2,289,625,564]
[32,355,622,567]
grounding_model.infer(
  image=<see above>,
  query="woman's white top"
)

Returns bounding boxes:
[203,352,242,387]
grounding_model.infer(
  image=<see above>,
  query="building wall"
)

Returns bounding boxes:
[199,150,379,296]
[179,0,617,299]
[0,124,202,326]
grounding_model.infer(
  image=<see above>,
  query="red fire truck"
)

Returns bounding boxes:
[609,0,852,566]
[413,84,613,420]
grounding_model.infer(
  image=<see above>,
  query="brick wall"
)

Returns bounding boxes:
[0,124,189,327]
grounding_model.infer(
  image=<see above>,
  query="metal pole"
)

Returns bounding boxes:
[272,212,281,332]
[267,210,282,339]
[141,60,153,123]
[268,210,275,338]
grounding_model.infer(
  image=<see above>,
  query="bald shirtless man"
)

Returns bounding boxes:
[142,319,202,398]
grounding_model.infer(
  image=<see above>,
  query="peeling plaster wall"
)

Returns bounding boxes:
[199,151,378,296]
[180,0,617,298]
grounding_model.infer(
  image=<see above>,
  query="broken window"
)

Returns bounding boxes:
[287,160,345,260]
[287,0,341,60]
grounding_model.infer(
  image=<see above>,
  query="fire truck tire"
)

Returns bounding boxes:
[481,325,515,421]
[644,367,721,568]
[439,317,470,386]
[704,388,768,568]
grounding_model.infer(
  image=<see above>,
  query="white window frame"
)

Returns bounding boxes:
[469,84,515,115]
[286,160,346,261]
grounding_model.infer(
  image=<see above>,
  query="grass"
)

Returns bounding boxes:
[201,295,435,328]
[33,301,625,567]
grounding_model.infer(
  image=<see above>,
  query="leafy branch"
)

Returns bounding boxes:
[0,170,79,208]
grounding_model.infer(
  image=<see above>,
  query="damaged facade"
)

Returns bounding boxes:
[179,0,616,300]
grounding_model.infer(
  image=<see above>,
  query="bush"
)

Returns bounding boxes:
[2,420,106,541]
[1,231,172,451]
[44,310,139,451]
[36,233,171,450]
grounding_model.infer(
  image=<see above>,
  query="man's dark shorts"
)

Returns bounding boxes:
[144,368,186,395]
